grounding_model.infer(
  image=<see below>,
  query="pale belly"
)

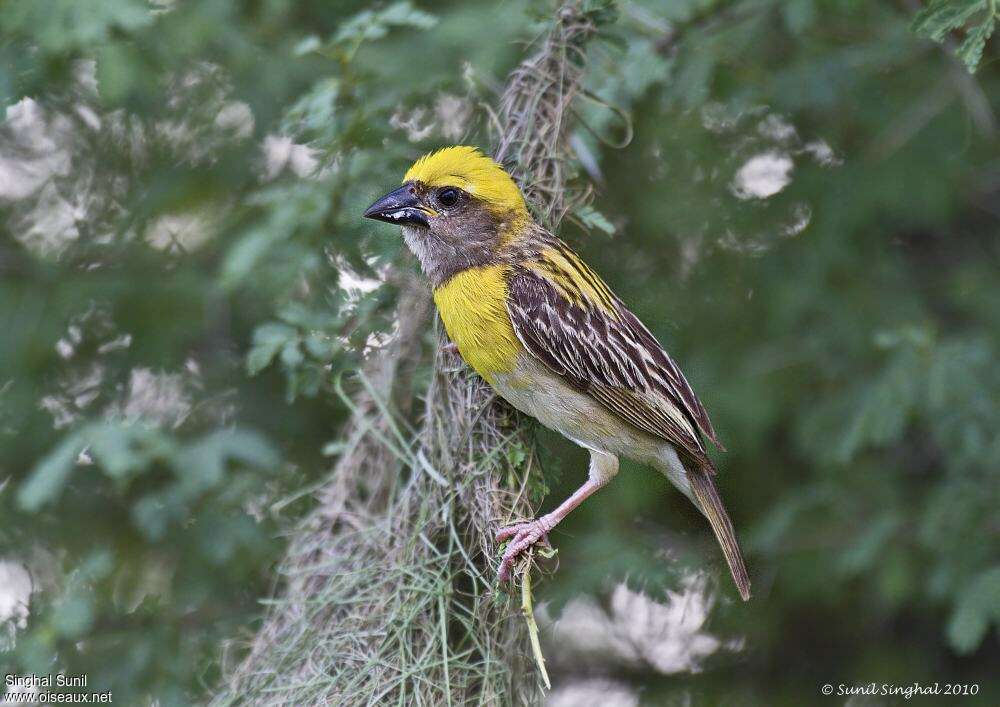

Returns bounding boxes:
[491,354,692,497]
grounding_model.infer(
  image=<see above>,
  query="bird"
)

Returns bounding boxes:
[364,145,751,601]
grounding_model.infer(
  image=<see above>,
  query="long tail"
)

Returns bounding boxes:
[687,467,751,601]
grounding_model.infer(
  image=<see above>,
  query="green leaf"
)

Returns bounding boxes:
[955,12,996,72]
[947,566,1000,653]
[304,333,338,361]
[247,322,298,375]
[379,2,437,31]
[50,551,112,638]
[132,494,173,541]
[95,42,143,104]
[835,348,923,462]
[19,423,182,512]
[17,430,87,511]
[911,0,996,73]
[51,595,94,639]
[575,205,616,236]
[333,2,437,49]
[221,227,278,289]
[283,78,340,134]
[0,0,153,53]
[838,515,900,576]
[88,424,171,480]
[171,429,280,495]
[280,341,305,368]
[246,346,279,377]
[912,0,986,42]
[294,35,322,56]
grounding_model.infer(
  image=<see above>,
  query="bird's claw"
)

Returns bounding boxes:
[496,518,552,582]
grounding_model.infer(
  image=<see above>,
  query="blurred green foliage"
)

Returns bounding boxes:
[1,0,998,705]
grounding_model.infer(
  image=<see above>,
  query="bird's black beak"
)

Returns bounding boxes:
[363,184,431,228]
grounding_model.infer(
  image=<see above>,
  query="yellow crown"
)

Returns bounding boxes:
[404,146,528,217]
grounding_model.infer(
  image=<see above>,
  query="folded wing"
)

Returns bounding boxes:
[506,254,722,468]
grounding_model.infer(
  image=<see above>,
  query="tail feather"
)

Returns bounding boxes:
[687,468,751,601]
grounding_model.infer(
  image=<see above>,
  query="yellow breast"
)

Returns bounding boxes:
[433,265,522,383]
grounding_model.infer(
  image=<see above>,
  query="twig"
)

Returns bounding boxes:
[520,556,550,690]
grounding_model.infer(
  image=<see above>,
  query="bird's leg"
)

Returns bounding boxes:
[496,450,618,581]
[496,480,599,580]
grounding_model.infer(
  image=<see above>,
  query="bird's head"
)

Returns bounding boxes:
[364,146,530,285]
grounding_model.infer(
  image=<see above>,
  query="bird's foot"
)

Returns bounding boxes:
[496,517,553,582]
[441,341,459,357]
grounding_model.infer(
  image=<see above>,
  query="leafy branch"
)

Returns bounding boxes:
[912,0,998,72]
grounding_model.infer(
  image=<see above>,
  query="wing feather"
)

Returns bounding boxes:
[506,256,722,466]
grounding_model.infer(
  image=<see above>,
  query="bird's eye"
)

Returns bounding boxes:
[437,187,460,208]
